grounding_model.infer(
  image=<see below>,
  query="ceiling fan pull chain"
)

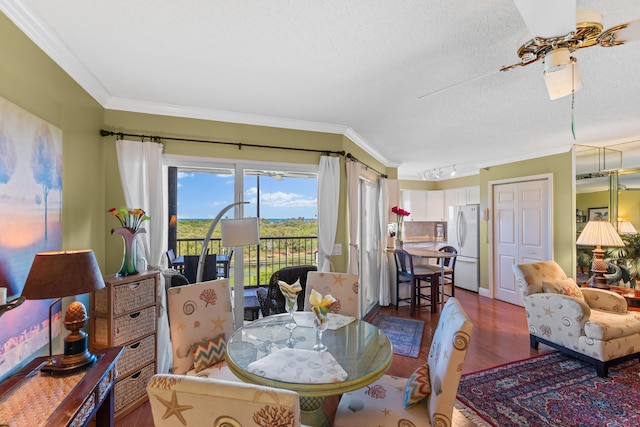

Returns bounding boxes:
[571,62,576,140]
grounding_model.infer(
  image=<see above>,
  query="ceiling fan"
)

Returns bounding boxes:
[420,0,640,100]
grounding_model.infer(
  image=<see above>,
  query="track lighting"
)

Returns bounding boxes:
[418,165,457,181]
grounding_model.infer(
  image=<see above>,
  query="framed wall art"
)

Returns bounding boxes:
[588,207,608,222]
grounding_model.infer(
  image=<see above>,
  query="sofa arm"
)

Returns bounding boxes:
[524,294,590,349]
[581,288,628,313]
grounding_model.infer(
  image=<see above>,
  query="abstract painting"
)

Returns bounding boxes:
[0,96,63,378]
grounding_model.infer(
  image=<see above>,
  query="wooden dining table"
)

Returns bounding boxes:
[404,247,457,314]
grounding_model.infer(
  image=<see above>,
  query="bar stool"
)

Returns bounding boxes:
[393,249,437,316]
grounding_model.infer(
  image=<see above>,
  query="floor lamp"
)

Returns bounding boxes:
[576,220,625,289]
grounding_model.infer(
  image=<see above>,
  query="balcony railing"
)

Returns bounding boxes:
[176,236,318,286]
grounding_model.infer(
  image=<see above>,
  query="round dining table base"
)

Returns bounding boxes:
[299,396,329,427]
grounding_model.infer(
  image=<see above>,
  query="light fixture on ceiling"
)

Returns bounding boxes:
[543,49,583,100]
[418,165,457,181]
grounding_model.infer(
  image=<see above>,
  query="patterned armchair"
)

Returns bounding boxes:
[147,374,306,427]
[303,271,360,318]
[512,261,640,377]
[333,297,474,427]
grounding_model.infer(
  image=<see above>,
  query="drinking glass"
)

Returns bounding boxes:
[313,313,328,351]
[284,297,297,330]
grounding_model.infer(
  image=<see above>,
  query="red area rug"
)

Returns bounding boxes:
[456,352,640,427]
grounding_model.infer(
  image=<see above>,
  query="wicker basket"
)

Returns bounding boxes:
[112,306,156,346]
[115,363,155,413]
[94,278,156,315]
[116,334,156,377]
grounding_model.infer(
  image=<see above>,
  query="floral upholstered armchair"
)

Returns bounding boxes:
[512,261,640,377]
[147,374,309,427]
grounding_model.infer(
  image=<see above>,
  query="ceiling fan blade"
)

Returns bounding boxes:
[513,0,576,38]
[599,18,640,46]
[417,69,501,99]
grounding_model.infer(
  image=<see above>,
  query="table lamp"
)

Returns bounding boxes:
[21,250,105,373]
[576,221,625,289]
[618,220,638,235]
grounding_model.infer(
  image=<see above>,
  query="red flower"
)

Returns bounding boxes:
[391,206,410,217]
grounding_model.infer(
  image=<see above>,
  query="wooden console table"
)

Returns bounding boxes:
[0,346,123,426]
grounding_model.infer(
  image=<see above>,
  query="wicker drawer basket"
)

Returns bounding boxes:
[94,306,156,347]
[114,363,155,413]
[116,334,156,377]
[94,278,156,315]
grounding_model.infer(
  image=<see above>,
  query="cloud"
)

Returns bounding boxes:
[260,191,317,208]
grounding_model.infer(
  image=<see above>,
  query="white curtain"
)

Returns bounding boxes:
[317,156,340,272]
[346,160,361,275]
[377,177,391,305]
[116,139,171,374]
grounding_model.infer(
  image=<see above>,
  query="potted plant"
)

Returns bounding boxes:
[606,233,640,288]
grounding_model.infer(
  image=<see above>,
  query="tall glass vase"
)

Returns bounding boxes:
[396,222,404,248]
[112,227,145,277]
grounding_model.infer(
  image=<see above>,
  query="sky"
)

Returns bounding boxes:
[177,171,318,219]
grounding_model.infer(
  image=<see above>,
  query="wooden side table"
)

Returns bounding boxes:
[609,285,640,311]
[0,346,123,426]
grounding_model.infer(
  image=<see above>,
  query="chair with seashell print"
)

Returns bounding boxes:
[303,271,360,318]
[333,297,474,427]
[167,278,249,381]
[147,374,312,427]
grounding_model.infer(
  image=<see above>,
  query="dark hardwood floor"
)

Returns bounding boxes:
[115,287,554,426]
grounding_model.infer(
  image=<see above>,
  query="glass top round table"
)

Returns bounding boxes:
[226,312,392,426]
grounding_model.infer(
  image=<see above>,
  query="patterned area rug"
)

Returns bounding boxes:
[371,314,424,358]
[455,352,640,427]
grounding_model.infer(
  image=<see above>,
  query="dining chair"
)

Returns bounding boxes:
[333,297,474,427]
[425,245,458,302]
[167,278,241,381]
[217,248,234,278]
[183,253,217,283]
[148,374,308,427]
[393,249,437,316]
[304,271,360,318]
[265,265,317,316]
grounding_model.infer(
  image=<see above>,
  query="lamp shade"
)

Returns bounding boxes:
[221,218,260,247]
[618,220,638,235]
[543,56,582,100]
[22,250,105,300]
[576,220,625,247]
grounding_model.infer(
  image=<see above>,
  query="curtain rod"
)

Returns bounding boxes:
[99,129,345,156]
[346,153,388,178]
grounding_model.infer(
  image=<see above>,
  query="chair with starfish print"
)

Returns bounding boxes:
[303,271,360,318]
[148,374,310,427]
[167,278,246,381]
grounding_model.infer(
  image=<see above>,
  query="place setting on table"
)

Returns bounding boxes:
[225,277,393,427]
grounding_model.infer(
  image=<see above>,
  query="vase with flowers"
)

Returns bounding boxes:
[108,207,150,277]
[391,206,410,248]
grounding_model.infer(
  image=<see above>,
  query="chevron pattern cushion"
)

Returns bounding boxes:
[404,364,431,408]
[192,333,227,373]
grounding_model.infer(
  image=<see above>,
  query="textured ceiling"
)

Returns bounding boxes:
[3,0,640,180]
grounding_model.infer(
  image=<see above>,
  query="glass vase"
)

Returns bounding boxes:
[396,224,404,248]
[112,227,145,277]
[284,297,298,330]
[313,313,328,352]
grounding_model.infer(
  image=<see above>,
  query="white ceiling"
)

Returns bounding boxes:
[3,0,640,180]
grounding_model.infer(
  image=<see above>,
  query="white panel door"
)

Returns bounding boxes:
[494,183,520,305]
[493,179,550,306]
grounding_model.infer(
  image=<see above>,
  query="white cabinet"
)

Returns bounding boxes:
[426,190,446,221]
[401,190,428,221]
[445,188,466,208]
[466,186,480,204]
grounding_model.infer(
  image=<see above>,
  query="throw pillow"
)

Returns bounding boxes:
[192,333,226,373]
[404,364,431,408]
[542,278,585,302]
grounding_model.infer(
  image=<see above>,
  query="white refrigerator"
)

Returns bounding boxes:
[447,205,480,292]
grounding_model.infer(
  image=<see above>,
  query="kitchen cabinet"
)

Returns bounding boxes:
[426,190,446,221]
[401,190,428,221]
[466,186,480,204]
[445,188,467,208]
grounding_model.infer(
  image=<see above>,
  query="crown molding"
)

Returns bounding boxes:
[0,0,112,105]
